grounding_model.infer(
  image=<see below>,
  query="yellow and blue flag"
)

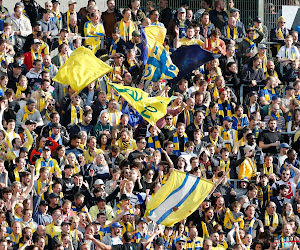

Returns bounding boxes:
[53,47,112,93]
[141,27,148,65]
[143,42,179,82]
[110,83,176,125]
[145,170,214,226]
[144,25,166,48]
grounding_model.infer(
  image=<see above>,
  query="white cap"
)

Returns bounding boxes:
[94,179,104,185]
[68,0,76,4]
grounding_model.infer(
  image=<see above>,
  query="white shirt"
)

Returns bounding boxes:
[272,178,297,202]
[277,45,300,59]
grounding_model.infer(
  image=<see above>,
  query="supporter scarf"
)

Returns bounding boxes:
[0,86,6,97]
[201,221,216,238]
[263,163,273,175]
[127,58,136,71]
[178,20,186,37]
[68,25,78,34]
[109,38,120,55]
[15,83,27,99]
[148,135,162,153]
[210,38,220,54]
[220,129,234,152]
[121,139,133,152]
[37,179,46,200]
[224,209,244,229]
[164,124,176,131]
[213,86,219,100]
[52,9,62,23]
[14,168,20,181]
[248,217,256,235]
[264,211,278,227]
[269,111,280,120]
[220,159,230,176]
[276,28,284,39]
[286,111,292,129]
[253,25,263,39]
[285,46,296,59]
[184,108,193,127]
[258,54,267,72]
[58,53,68,67]
[245,37,255,49]
[265,71,279,79]
[119,19,135,42]
[264,87,276,102]
[42,64,51,72]
[173,132,188,156]
[58,38,68,45]
[40,93,46,111]
[257,185,272,204]
[9,233,21,244]
[226,25,238,40]
[71,104,83,124]
[66,10,75,31]
[209,136,218,150]
[108,109,120,125]
[45,110,51,121]
[5,131,18,150]
[22,105,35,122]
[31,48,42,61]
[218,98,231,117]
[246,104,260,118]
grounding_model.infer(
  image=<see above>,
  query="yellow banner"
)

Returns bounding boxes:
[110,83,175,125]
[53,47,112,93]
[144,25,166,49]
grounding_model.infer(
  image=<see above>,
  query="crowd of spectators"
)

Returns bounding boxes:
[0,0,300,249]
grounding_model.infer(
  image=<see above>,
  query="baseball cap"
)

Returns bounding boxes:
[25,119,37,125]
[49,193,59,199]
[39,200,48,206]
[121,194,130,200]
[60,28,68,33]
[13,62,22,68]
[244,145,254,154]
[94,179,104,185]
[155,237,165,246]
[286,86,295,91]
[240,177,250,183]
[32,39,41,45]
[258,44,267,50]
[272,95,279,101]
[178,7,186,13]
[253,16,262,23]
[176,237,186,243]
[223,116,233,122]
[96,196,106,202]
[111,222,124,228]
[138,217,148,224]
[42,146,51,151]
[217,230,226,235]
[61,221,71,226]
[230,8,239,13]
[52,0,60,3]
[64,164,74,169]
[92,221,101,225]
[132,30,141,37]
[68,0,76,4]
[26,98,36,105]
[279,143,291,149]
[249,91,258,97]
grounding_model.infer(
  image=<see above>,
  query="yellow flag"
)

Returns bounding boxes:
[145,170,214,226]
[144,25,166,49]
[110,83,175,125]
[53,47,112,93]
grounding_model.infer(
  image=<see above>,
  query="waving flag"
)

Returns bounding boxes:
[145,170,214,226]
[110,83,176,125]
[144,25,166,48]
[141,27,148,65]
[169,45,221,85]
[143,43,179,82]
[53,47,112,93]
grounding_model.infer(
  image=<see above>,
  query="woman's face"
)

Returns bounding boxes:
[101,135,108,145]
[193,169,201,177]
[178,224,184,233]
[211,104,219,113]
[146,170,154,179]
[1,78,8,88]
[295,111,300,121]
[177,158,185,168]
[19,77,27,87]
[285,203,293,212]
[68,154,75,164]
[59,147,66,157]
[153,153,160,163]
[201,153,209,163]
[153,183,161,193]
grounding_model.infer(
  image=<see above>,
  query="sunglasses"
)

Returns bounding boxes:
[280,21,286,23]
[166,118,173,120]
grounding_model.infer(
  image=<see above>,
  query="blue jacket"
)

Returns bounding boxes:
[33,195,52,226]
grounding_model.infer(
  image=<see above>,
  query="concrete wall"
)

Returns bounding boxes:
[4,0,107,16]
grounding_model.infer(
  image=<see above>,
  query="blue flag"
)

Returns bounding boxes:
[169,45,221,85]
[143,43,179,82]
[141,27,148,65]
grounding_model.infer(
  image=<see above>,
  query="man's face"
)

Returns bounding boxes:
[288,150,297,161]
[27,103,36,112]
[186,28,194,38]
[247,31,255,40]
[43,55,51,66]
[283,225,292,237]
[178,11,186,20]
[246,206,255,218]
[107,0,115,10]
[151,11,159,22]
[268,120,277,131]
[211,129,219,138]
[15,7,23,18]
[285,37,293,47]
[123,10,131,20]
[281,170,290,182]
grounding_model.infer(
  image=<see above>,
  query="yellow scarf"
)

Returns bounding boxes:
[58,53,68,67]
[263,86,276,102]
[217,98,232,117]
[264,211,278,227]
[265,71,279,79]
[15,83,27,99]
[183,108,193,127]
[201,221,216,238]
[210,38,220,54]
[253,25,263,39]
[119,19,135,42]
[245,37,255,49]
[66,10,75,31]
[31,48,42,61]
[58,38,68,45]
[70,104,83,124]
[14,168,20,181]
[246,157,256,173]
[224,209,244,229]
[39,91,46,111]
[263,163,273,175]
[220,159,230,178]
[226,25,238,40]
[258,54,267,72]
[213,86,219,100]
[37,179,46,200]
[285,45,296,59]
[5,131,18,150]
[148,136,162,152]
[108,109,120,125]
[22,105,35,122]
[276,28,284,40]
[209,136,218,150]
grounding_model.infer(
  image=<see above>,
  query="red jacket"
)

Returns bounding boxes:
[29,137,58,164]
[23,51,44,70]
